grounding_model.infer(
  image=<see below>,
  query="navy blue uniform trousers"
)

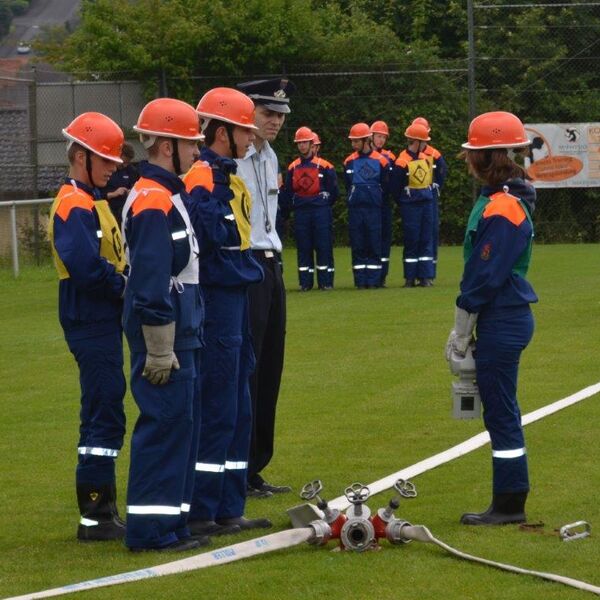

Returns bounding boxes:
[294,205,334,289]
[399,200,434,280]
[381,199,393,282]
[67,329,126,486]
[348,205,382,287]
[190,287,254,521]
[126,349,201,549]
[475,306,534,494]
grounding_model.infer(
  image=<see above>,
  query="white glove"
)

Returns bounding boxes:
[142,323,180,385]
[320,191,330,200]
[445,307,478,361]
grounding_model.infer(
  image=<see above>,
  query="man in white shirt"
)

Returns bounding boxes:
[235,77,295,498]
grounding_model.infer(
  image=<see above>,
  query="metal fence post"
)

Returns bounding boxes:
[10,202,19,278]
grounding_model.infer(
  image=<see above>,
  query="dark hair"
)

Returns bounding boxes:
[67,141,84,164]
[121,142,135,161]
[462,148,527,186]
[202,119,231,146]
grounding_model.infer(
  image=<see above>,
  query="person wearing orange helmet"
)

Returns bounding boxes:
[312,131,322,156]
[343,122,390,288]
[121,98,205,552]
[446,111,537,526]
[370,121,396,286]
[282,126,339,290]
[182,88,270,536]
[48,112,127,542]
[392,122,436,287]
[411,117,448,282]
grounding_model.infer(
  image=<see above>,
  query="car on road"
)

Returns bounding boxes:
[17,42,31,55]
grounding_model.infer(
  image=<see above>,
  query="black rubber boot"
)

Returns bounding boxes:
[188,519,241,536]
[76,483,126,541]
[460,492,527,525]
[216,516,272,530]
[419,278,434,287]
[403,279,416,288]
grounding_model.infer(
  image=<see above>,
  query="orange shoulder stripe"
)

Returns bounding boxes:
[130,179,173,216]
[344,152,359,165]
[483,192,526,226]
[395,150,410,168]
[183,161,214,193]
[54,185,94,221]
[288,158,301,170]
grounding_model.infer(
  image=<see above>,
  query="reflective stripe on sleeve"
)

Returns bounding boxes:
[181,503,190,512]
[171,229,188,241]
[80,517,99,526]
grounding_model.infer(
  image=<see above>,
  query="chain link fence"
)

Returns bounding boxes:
[1,1,599,268]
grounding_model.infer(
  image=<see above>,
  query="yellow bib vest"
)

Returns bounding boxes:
[49,185,126,279]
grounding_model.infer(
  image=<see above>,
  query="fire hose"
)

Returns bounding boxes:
[5,381,600,600]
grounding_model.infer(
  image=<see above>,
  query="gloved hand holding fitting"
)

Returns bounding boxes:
[142,322,180,385]
[445,306,478,361]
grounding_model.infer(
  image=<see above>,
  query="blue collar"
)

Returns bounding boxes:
[139,161,185,195]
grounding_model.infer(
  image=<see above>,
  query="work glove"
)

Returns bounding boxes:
[320,191,330,201]
[445,306,478,362]
[141,322,180,385]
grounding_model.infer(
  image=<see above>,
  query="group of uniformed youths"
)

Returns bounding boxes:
[282,118,447,291]
[48,70,537,547]
[49,79,294,552]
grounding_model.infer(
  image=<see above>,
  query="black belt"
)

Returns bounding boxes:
[253,249,276,259]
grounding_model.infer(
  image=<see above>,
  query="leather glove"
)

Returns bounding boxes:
[445,306,478,361]
[141,322,180,385]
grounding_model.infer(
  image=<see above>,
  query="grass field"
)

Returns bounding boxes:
[1,244,599,600]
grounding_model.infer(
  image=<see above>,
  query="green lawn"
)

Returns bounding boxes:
[1,244,599,599]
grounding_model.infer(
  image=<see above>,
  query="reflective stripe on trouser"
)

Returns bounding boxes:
[67,329,126,487]
[381,199,393,280]
[475,306,534,494]
[190,287,253,521]
[126,349,198,549]
[431,189,440,277]
[348,205,382,287]
[399,200,434,280]
[295,205,334,289]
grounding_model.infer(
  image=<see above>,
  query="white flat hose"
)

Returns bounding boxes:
[6,382,600,599]
[329,381,600,510]
[400,525,600,595]
[3,528,313,600]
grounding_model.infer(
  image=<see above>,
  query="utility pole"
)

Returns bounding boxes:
[467,0,476,120]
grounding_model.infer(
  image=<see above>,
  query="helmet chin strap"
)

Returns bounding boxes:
[85,150,98,189]
[224,123,238,159]
[171,138,182,175]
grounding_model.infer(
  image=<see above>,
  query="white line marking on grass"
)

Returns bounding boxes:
[328,381,600,510]
[5,382,600,600]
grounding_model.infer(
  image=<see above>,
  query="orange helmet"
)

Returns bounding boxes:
[62,112,124,163]
[412,117,431,132]
[404,123,431,142]
[462,111,530,149]
[370,120,389,136]
[294,126,314,143]
[312,132,321,145]
[134,98,204,141]
[196,87,258,130]
[348,123,371,139]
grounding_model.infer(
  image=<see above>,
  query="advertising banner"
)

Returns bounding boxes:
[524,123,600,188]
